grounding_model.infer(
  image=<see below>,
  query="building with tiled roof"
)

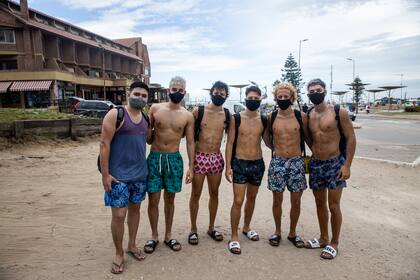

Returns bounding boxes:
[0,0,151,108]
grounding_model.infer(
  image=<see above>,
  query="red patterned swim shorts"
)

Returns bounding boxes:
[193,151,225,175]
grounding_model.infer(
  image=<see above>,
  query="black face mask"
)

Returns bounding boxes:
[309,92,325,105]
[169,91,184,104]
[245,99,261,111]
[211,94,226,106]
[277,99,292,110]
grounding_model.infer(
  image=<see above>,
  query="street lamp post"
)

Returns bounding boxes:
[395,73,404,106]
[298,39,309,69]
[346,57,356,107]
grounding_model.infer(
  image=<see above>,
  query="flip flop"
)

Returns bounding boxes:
[243,230,259,241]
[164,239,182,251]
[321,245,338,260]
[188,233,199,245]
[228,240,241,255]
[110,261,124,274]
[126,249,146,261]
[305,238,326,249]
[207,230,223,241]
[287,236,305,248]
[269,234,281,247]
[144,240,159,254]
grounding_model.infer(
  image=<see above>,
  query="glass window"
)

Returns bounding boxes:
[0,29,16,44]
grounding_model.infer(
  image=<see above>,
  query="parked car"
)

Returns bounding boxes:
[224,100,246,114]
[75,100,116,118]
[346,107,357,121]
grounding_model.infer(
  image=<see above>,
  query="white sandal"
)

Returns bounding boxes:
[228,241,241,255]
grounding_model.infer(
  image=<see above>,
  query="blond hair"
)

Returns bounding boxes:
[169,76,186,88]
[273,82,297,102]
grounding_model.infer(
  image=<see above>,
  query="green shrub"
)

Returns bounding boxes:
[405,106,420,112]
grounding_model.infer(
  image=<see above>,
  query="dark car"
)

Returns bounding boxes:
[75,100,116,118]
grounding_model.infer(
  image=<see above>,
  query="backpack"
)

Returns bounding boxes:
[307,104,346,158]
[194,105,230,142]
[97,106,149,173]
[231,113,267,162]
[268,109,306,158]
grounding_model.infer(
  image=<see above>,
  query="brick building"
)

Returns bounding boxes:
[0,0,151,108]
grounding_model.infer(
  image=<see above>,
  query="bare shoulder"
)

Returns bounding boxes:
[104,107,118,122]
[182,107,195,122]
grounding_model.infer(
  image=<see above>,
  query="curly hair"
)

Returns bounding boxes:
[272,82,297,102]
[210,81,229,98]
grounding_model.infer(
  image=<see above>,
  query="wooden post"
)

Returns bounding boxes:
[14,121,24,139]
[20,91,25,108]
[69,118,77,140]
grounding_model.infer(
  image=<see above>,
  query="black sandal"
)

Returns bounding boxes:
[144,240,159,254]
[207,230,223,241]
[287,236,305,248]
[164,239,182,251]
[269,234,281,246]
[188,233,199,245]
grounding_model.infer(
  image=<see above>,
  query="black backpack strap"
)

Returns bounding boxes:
[116,106,124,129]
[194,105,205,142]
[232,113,241,162]
[141,110,150,126]
[261,114,268,133]
[294,109,306,157]
[269,110,278,158]
[334,104,347,157]
[306,106,314,119]
[224,108,230,133]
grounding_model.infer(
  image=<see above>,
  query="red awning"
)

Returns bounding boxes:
[9,80,53,92]
[0,81,12,93]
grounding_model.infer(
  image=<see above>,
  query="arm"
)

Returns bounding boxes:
[146,105,155,144]
[262,114,272,149]
[338,109,356,180]
[100,109,119,191]
[301,112,313,148]
[225,114,235,183]
[185,112,196,184]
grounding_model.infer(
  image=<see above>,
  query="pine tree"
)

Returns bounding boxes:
[273,53,302,101]
[352,76,365,113]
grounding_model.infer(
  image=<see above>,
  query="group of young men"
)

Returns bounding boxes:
[99,76,356,274]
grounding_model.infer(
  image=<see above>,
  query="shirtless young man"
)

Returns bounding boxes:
[188,81,230,245]
[305,78,356,260]
[264,83,309,248]
[143,76,195,253]
[225,86,268,255]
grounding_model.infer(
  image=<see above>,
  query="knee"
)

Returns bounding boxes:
[315,197,327,208]
[233,197,244,208]
[112,212,126,223]
[290,198,301,209]
[247,193,258,202]
[190,191,201,202]
[209,189,219,199]
[164,195,175,206]
[328,202,341,214]
[273,197,283,208]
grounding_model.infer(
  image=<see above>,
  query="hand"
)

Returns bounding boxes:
[185,167,194,184]
[102,174,118,192]
[225,168,233,183]
[337,165,351,181]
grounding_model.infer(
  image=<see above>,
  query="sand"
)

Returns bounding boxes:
[0,137,419,280]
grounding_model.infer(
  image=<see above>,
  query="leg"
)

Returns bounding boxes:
[272,192,284,236]
[288,192,303,237]
[189,174,206,233]
[127,202,141,251]
[207,173,223,231]
[328,188,343,247]
[230,183,246,242]
[147,191,161,241]
[243,184,259,233]
[163,190,181,251]
[111,207,127,271]
[313,188,329,245]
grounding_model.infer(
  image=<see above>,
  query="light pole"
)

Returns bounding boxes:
[298,39,309,69]
[346,57,356,106]
[395,73,403,106]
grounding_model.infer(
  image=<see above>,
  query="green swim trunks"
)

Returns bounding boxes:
[147,151,184,193]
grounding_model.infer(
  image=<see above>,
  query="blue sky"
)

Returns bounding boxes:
[28,0,420,103]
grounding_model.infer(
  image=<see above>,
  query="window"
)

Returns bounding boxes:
[0,29,16,44]
[0,59,17,70]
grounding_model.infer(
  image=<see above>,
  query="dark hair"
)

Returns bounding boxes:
[210,81,229,97]
[130,81,149,93]
[245,85,261,96]
[307,78,326,90]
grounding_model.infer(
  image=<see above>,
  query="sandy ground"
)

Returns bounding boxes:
[0,137,420,280]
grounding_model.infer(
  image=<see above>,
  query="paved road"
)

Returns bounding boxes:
[355,115,420,163]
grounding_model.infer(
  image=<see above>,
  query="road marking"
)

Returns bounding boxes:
[355,156,419,167]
